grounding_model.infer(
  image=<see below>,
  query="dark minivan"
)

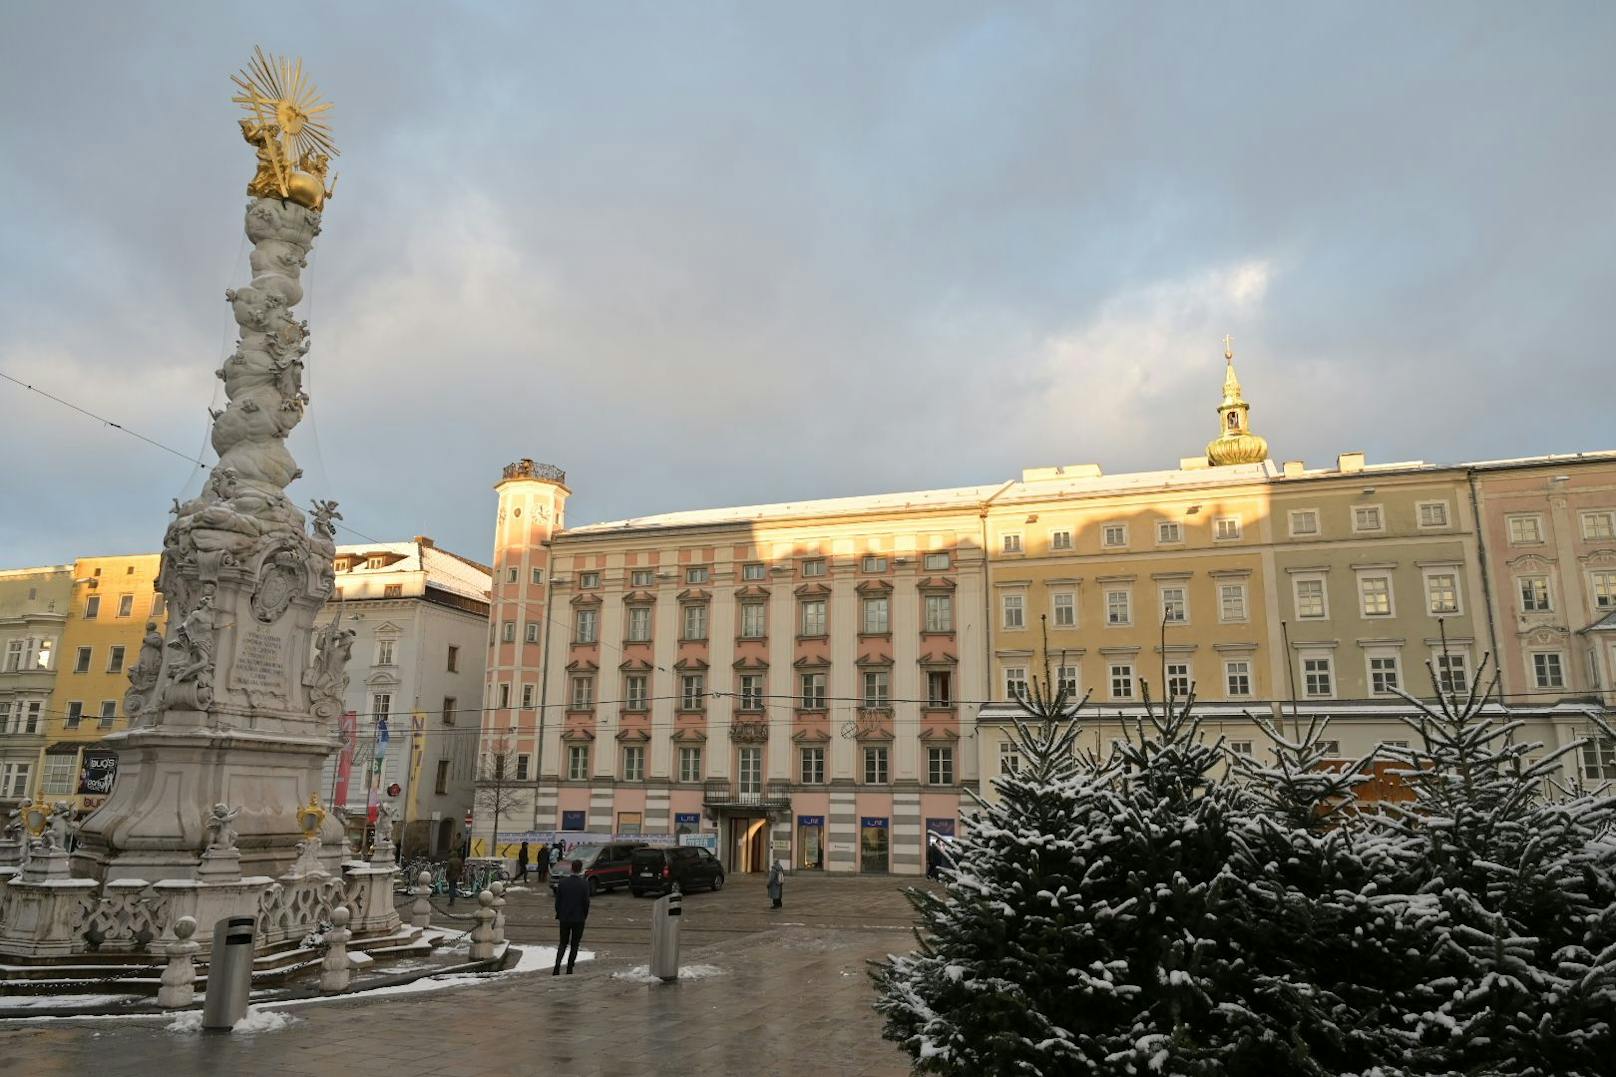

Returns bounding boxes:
[549,842,645,895]
[630,846,725,896]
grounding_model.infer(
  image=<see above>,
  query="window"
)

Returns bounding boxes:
[1050,529,1073,551]
[923,552,950,571]
[501,621,515,643]
[925,594,953,632]
[150,594,164,618]
[1166,663,1191,699]
[85,594,100,619]
[1532,652,1565,689]
[1592,571,1616,610]
[862,555,888,573]
[740,602,766,638]
[1426,573,1461,615]
[1110,664,1135,700]
[442,697,456,725]
[5,640,22,671]
[927,670,953,707]
[1318,740,1341,759]
[624,606,652,642]
[738,748,760,791]
[35,640,52,670]
[800,600,827,636]
[497,683,510,708]
[801,558,827,577]
[579,571,601,589]
[1359,576,1393,617]
[1219,583,1247,623]
[1582,511,1616,540]
[625,674,648,710]
[623,746,645,782]
[75,646,92,673]
[1160,587,1188,624]
[862,596,890,634]
[575,608,599,643]
[927,747,954,785]
[1052,591,1076,627]
[862,670,890,708]
[1214,517,1242,541]
[567,745,589,781]
[1289,510,1319,536]
[738,673,764,709]
[863,746,889,784]
[447,645,459,672]
[1225,660,1252,697]
[686,566,710,585]
[1102,524,1128,548]
[1228,740,1254,757]
[679,746,703,783]
[105,643,126,674]
[1508,515,1543,544]
[1519,576,1552,613]
[1002,534,1023,554]
[516,754,531,781]
[505,567,518,584]
[1437,652,1469,694]
[1105,589,1131,625]
[682,604,708,640]
[1294,577,1327,619]
[1302,656,1334,698]
[631,568,654,587]
[366,556,387,570]
[1,763,33,799]
[520,683,535,708]
[1157,521,1183,544]
[800,746,825,784]
[742,562,767,581]
[1002,594,1025,630]
[1004,667,1028,700]
[525,622,539,643]
[376,639,395,665]
[680,674,706,709]
[999,741,1020,775]
[66,701,84,728]
[383,584,403,598]
[1056,665,1079,697]
[1418,502,1450,528]
[435,760,451,795]
[532,567,546,585]
[1352,505,1383,533]
[570,675,594,709]
[1581,738,1616,781]
[22,701,40,734]
[117,593,134,618]
[800,673,827,709]
[1369,654,1401,695]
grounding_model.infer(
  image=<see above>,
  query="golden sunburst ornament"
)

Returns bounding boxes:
[231,47,339,210]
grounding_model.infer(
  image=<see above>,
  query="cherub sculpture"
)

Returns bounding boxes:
[205,802,242,853]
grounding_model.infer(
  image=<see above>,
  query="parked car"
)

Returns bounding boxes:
[629,846,725,896]
[548,842,646,894]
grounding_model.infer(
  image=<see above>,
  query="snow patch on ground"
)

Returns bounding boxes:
[611,964,725,984]
[1,994,129,1010]
[165,1007,295,1035]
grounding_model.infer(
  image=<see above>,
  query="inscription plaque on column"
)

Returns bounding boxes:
[232,625,289,698]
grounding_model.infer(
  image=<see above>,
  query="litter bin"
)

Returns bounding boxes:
[650,884,682,982]
[202,915,256,1029]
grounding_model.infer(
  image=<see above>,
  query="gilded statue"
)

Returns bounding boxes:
[232,47,338,209]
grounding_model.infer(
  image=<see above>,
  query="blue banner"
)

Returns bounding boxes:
[560,810,586,831]
[860,816,889,829]
[797,815,825,827]
[674,812,702,826]
[926,818,956,837]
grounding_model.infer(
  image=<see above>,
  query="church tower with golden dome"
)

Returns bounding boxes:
[1205,336,1269,466]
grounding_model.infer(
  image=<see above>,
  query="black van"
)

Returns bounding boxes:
[629,846,725,896]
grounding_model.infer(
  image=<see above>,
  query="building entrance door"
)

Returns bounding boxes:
[727,815,769,873]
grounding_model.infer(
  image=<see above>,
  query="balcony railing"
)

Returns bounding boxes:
[702,781,791,809]
[502,458,566,483]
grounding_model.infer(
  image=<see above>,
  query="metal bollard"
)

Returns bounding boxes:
[202,915,256,1029]
[650,882,682,982]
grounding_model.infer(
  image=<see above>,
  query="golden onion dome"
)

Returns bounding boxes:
[1205,337,1269,467]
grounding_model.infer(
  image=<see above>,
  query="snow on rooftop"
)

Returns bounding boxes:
[335,541,490,601]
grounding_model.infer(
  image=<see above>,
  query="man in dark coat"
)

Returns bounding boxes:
[553,858,590,976]
[446,851,464,906]
[516,841,530,883]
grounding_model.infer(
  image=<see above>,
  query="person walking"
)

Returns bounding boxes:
[445,850,464,907]
[767,859,785,909]
[516,841,530,883]
[534,842,550,881]
[553,858,590,976]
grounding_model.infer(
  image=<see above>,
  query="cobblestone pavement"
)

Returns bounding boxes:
[0,874,925,1077]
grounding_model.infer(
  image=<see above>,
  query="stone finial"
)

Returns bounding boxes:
[410,870,433,930]
[320,906,352,993]
[469,890,496,961]
[490,881,507,946]
[158,916,201,1009]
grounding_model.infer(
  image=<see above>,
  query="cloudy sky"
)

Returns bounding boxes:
[2,3,1612,567]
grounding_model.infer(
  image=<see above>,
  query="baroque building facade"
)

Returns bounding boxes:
[0,564,72,810]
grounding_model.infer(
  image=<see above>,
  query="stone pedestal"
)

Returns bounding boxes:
[341,862,401,939]
[152,877,276,950]
[0,876,99,957]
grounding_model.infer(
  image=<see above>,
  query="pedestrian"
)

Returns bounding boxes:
[767,859,785,909]
[551,841,564,870]
[516,841,530,883]
[445,850,464,906]
[553,858,590,976]
[535,842,550,880]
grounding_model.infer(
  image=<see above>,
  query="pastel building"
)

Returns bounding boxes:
[0,564,72,810]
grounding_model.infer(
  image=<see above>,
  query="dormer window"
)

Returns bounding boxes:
[366,555,387,570]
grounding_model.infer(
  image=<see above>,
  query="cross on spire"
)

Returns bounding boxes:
[1223,334,1234,362]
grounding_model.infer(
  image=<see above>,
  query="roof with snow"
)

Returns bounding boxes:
[334,540,491,602]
